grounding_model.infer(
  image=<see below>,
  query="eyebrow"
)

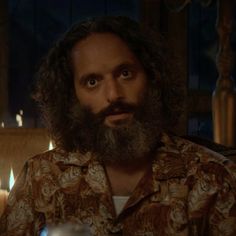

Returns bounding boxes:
[114,62,137,73]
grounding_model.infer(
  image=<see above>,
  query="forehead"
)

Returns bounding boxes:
[72,32,133,57]
[71,33,142,75]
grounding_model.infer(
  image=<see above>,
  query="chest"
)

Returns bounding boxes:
[39,183,210,236]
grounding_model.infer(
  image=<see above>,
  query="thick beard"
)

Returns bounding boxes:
[70,84,163,164]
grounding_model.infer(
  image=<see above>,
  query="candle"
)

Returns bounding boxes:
[0,190,8,217]
[48,140,54,150]
[0,168,15,217]
[16,109,24,127]
[16,114,22,127]
[9,168,15,191]
[0,179,9,217]
[1,122,4,128]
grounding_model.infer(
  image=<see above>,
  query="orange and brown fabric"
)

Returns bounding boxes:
[1,133,236,235]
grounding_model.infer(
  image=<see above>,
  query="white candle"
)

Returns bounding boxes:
[48,140,54,150]
[16,114,23,127]
[0,189,8,217]
[0,179,9,217]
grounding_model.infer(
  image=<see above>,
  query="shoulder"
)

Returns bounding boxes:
[21,149,94,189]
[15,149,95,204]
[175,136,236,201]
[26,148,92,169]
[160,133,236,185]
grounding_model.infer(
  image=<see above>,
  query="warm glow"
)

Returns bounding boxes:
[16,114,23,127]
[48,140,54,150]
[1,122,4,128]
[16,109,23,127]
[9,168,15,191]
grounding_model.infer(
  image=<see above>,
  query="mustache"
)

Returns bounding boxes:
[99,101,137,117]
[81,101,138,125]
[71,101,143,129]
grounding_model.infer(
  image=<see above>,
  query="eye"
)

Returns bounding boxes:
[86,78,98,88]
[120,69,132,80]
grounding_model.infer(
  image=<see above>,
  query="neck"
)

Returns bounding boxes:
[104,156,151,196]
[105,157,150,173]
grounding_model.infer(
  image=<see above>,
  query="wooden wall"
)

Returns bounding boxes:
[0,128,50,189]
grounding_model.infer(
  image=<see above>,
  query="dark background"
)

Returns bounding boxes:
[3,0,236,141]
[7,0,140,127]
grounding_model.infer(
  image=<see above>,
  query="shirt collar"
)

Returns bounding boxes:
[51,149,93,167]
[152,132,187,180]
[53,132,187,181]
[52,132,187,193]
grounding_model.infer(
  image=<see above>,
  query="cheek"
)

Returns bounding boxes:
[74,89,104,114]
[74,81,90,107]
[132,77,148,102]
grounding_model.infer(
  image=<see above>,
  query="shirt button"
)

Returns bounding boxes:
[81,166,88,174]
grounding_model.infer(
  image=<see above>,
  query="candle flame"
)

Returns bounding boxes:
[48,140,54,150]
[9,168,15,191]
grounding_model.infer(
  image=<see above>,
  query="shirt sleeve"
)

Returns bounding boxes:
[208,161,236,235]
[187,157,236,235]
[0,161,44,236]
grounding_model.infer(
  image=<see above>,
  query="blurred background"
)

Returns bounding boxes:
[1,0,236,138]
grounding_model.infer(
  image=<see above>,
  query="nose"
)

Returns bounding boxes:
[105,78,124,103]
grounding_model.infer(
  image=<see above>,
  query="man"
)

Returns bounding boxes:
[1,16,236,235]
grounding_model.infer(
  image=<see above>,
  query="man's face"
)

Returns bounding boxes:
[72,33,148,128]
[70,33,162,163]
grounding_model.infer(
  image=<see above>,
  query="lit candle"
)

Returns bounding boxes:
[48,140,54,150]
[16,109,23,127]
[16,114,22,127]
[1,122,4,128]
[9,168,15,191]
[0,179,9,217]
[0,168,15,217]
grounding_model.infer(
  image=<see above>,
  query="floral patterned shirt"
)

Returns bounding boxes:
[1,133,236,236]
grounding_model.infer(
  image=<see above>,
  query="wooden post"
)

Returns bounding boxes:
[212,0,236,147]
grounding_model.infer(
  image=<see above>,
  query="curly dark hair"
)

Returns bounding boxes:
[34,15,185,152]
